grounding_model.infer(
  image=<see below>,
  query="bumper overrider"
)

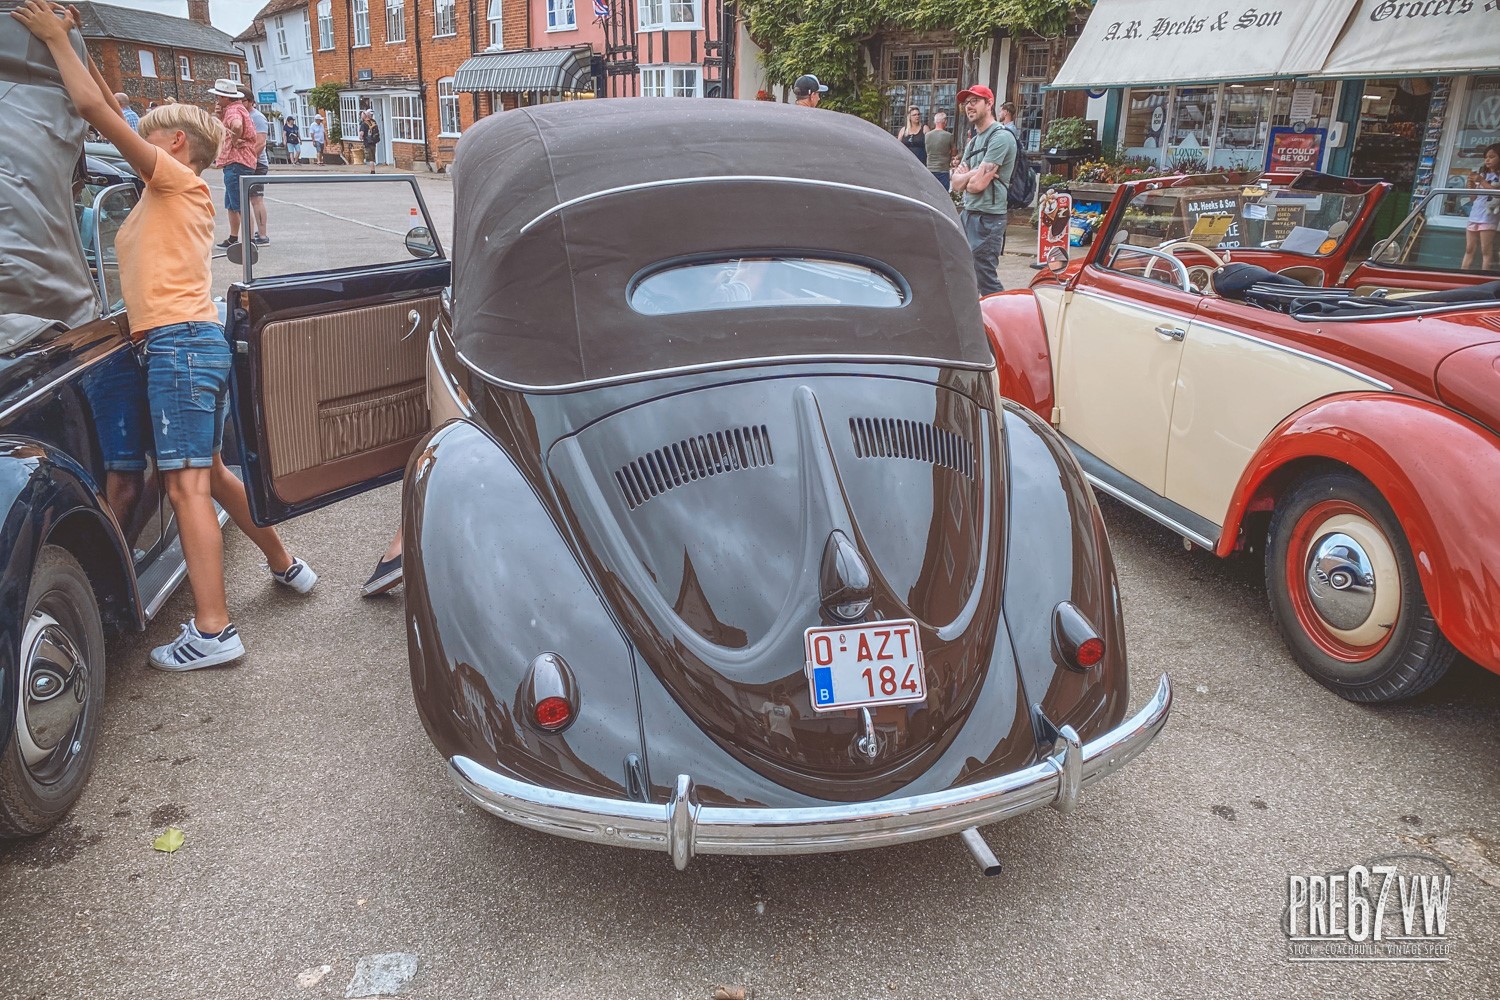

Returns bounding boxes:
[450,674,1172,870]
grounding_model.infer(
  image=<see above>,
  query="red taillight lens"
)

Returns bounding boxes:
[535,696,572,731]
[1075,637,1105,668]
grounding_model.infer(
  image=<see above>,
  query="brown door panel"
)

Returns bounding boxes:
[260,296,437,504]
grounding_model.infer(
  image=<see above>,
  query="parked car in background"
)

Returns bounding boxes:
[226,100,1171,873]
[992,171,1500,702]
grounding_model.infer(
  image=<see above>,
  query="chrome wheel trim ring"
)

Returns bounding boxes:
[17,610,91,781]
[1301,513,1401,648]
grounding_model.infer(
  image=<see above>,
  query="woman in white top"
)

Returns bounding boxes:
[1461,143,1500,272]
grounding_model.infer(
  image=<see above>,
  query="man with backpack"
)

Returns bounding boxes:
[950,85,1017,295]
[998,101,1039,213]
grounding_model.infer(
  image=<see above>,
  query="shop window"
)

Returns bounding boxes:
[640,65,700,98]
[438,78,461,136]
[1211,84,1273,171]
[880,43,960,135]
[1122,87,1169,163]
[339,94,361,140]
[1446,75,1500,188]
[390,94,424,141]
[1015,42,1051,154]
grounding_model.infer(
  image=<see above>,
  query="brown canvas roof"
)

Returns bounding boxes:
[450,98,989,390]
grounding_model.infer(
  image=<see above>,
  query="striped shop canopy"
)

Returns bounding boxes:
[453,46,595,95]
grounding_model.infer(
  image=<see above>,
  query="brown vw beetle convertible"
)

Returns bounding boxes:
[228,100,1170,872]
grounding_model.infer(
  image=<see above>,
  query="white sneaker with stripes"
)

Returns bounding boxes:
[149,620,246,671]
[268,556,318,594]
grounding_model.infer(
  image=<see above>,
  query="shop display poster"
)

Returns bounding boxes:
[1265,127,1326,173]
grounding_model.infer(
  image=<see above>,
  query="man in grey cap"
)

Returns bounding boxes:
[793,73,827,109]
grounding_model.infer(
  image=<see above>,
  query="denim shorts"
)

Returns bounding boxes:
[81,348,151,472]
[140,321,232,471]
[222,162,253,212]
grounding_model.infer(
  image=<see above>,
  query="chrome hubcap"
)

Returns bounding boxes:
[1304,532,1377,632]
[18,611,89,780]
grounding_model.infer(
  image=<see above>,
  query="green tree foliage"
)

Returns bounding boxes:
[306,82,344,141]
[741,0,1082,120]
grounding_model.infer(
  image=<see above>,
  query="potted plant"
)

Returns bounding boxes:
[1043,116,1092,157]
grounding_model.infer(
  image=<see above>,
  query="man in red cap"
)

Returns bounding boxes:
[950,84,1017,296]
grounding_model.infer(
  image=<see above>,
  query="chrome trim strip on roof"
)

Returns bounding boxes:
[455,351,995,394]
[519,175,966,237]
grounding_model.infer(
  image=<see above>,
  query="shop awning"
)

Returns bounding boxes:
[453,47,593,94]
[1307,0,1500,79]
[1050,0,1358,90]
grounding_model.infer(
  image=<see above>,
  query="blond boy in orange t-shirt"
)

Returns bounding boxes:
[14,1,317,671]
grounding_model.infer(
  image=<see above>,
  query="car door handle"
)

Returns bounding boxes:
[401,309,422,341]
[1154,325,1187,341]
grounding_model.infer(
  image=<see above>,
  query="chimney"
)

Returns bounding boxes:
[186,0,211,25]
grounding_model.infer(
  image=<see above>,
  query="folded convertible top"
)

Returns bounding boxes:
[0,20,96,352]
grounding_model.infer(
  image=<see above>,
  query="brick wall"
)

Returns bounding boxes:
[93,40,246,114]
[312,0,531,171]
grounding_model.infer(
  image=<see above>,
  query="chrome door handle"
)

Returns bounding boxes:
[401,308,422,341]
[1154,325,1186,341]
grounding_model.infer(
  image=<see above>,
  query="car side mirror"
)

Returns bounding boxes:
[1045,246,1070,274]
[405,226,438,259]
[226,240,258,266]
[1369,238,1392,260]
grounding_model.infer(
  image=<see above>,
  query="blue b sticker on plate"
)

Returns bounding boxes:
[812,667,834,707]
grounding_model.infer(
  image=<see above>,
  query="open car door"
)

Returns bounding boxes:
[227,175,450,527]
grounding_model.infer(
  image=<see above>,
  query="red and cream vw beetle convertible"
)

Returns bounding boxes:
[988,172,1500,702]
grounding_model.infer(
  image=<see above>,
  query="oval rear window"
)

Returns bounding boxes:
[630,257,906,315]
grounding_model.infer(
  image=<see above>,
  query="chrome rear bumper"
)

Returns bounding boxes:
[450,673,1171,870]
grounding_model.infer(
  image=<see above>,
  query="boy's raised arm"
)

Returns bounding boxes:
[10,0,158,180]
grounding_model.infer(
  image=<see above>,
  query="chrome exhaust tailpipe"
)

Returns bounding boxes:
[960,827,1002,877]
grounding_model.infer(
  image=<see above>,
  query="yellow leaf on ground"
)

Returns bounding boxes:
[152,827,185,853]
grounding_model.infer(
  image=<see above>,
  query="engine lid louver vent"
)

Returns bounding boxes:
[849,417,975,479]
[615,425,774,510]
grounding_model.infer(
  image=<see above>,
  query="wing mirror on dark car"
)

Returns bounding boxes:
[225,239,258,266]
[405,226,438,259]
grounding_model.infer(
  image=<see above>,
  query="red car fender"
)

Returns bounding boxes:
[981,291,1054,418]
[1219,392,1500,674]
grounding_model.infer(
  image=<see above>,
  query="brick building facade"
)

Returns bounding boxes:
[72,1,246,115]
[310,0,532,170]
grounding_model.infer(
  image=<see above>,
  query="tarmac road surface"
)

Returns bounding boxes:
[1,171,1496,1000]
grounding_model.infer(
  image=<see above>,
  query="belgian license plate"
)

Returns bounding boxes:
[804,619,927,713]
